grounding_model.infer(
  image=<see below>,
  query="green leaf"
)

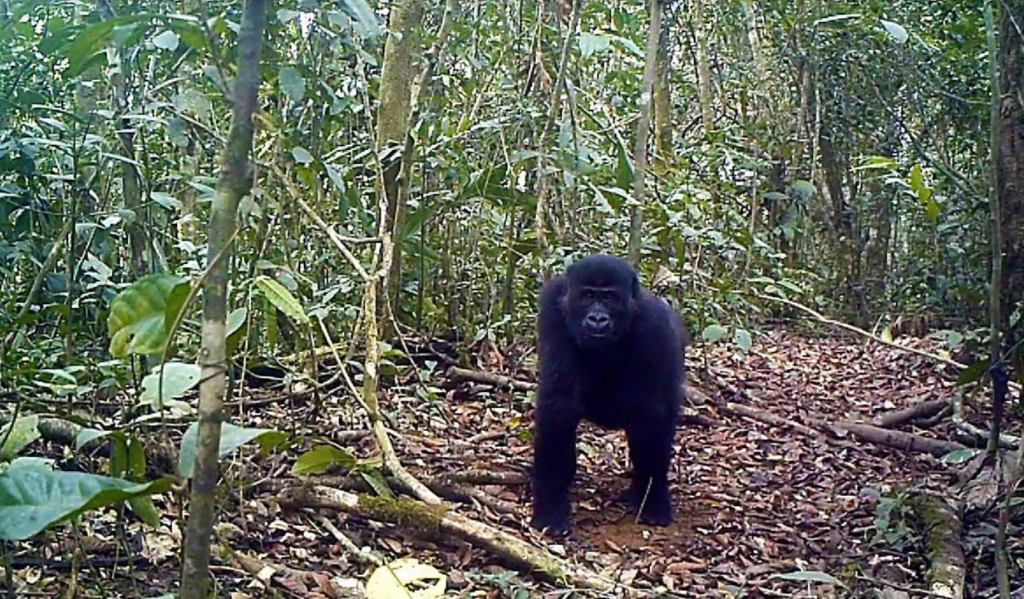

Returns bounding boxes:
[172,89,213,121]
[956,361,988,386]
[941,448,978,464]
[0,469,171,540]
[278,9,301,23]
[178,422,287,478]
[579,32,611,58]
[614,140,634,191]
[74,428,120,452]
[791,180,815,201]
[227,307,248,338]
[292,445,356,475]
[279,67,306,104]
[255,275,308,325]
[360,470,394,498]
[337,0,382,38]
[150,191,182,211]
[128,495,161,528]
[107,275,189,358]
[291,146,314,165]
[773,571,844,587]
[879,19,909,44]
[63,14,155,78]
[734,328,753,351]
[909,164,924,192]
[0,416,41,461]
[702,325,727,343]
[139,362,202,410]
[152,30,179,50]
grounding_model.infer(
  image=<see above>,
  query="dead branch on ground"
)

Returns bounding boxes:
[447,366,537,391]
[279,485,621,594]
[909,494,965,599]
[874,399,950,429]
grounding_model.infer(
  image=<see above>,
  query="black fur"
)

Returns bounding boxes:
[530,254,686,536]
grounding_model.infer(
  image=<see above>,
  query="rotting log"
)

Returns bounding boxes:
[278,485,620,593]
[909,494,965,599]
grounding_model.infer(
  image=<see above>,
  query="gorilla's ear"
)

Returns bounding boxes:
[631,272,641,299]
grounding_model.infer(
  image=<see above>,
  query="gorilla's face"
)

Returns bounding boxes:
[561,255,640,350]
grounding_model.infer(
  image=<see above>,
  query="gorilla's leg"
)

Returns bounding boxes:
[530,410,579,536]
[625,418,674,525]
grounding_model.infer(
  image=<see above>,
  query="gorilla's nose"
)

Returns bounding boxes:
[585,313,611,333]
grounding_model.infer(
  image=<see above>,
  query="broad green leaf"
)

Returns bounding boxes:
[941,330,964,350]
[255,275,308,325]
[128,495,161,528]
[291,146,314,165]
[227,307,248,338]
[140,362,202,410]
[107,275,189,358]
[791,180,815,200]
[941,448,978,464]
[0,469,171,540]
[909,164,924,192]
[150,191,182,211]
[611,35,643,57]
[579,32,611,58]
[279,67,306,104]
[63,14,155,77]
[178,422,287,478]
[75,428,117,451]
[956,361,988,386]
[337,0,382,38]
[278,9,301,23]
[614,140,634,191]
[734,328,753,351]
[360,470,394,498]
[292,445,356,475]
[6,457,54,472]
[0,416,41,461]
[702,325,727,343]
[172,89,213,121]
[773,571,844,586]
[152,30,179,50]
[880,19,909,44]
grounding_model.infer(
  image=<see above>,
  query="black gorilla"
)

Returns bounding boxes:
[530,254,686,536]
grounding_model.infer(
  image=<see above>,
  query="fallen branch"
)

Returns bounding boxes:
[875,399,950,429]
[279,485,620,593]
[447,367,537,391]
[831,422,966,458]
[951,392,1018,449]
[704,374,966,457]
[909,494,965,599]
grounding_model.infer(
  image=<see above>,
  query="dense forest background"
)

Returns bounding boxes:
[0,0,1022,597]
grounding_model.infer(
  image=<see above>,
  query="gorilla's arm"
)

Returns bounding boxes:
[530,277,583,535]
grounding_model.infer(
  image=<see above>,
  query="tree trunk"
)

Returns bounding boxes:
[652,8,673,164]
[376,0,425,326]
[693,0,714,136]
[179,1,267,597]
[97,0,146,276]
[626,0,663,265]
[996,0,1024,334]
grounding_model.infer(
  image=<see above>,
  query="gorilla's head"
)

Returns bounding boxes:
[561,254,641,350]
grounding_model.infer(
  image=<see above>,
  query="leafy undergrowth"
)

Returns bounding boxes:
[12,328,1020,597]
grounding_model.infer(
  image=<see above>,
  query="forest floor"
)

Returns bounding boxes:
[17,327,1022,598]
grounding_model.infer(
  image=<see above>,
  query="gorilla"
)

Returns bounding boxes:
[530,254,687,536]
